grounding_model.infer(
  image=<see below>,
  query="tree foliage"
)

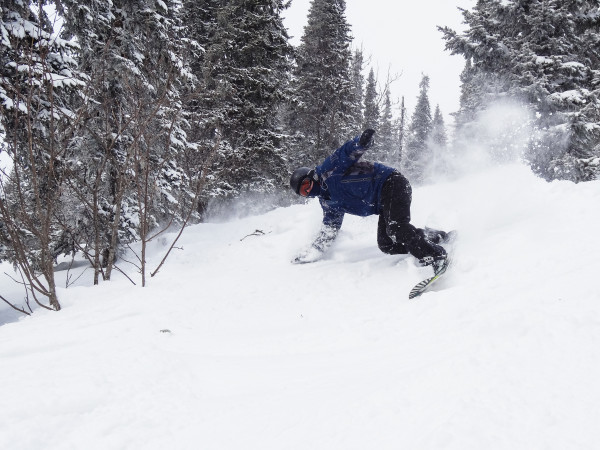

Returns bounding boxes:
[376,90,395,163]
[363,68,379,130]
[198,0,293,211]
[289,0,354,164]
[55,0,198,283]
[403,74,433,184]
[440,0,600,181]
[348,47,365,134]
[1,0,84,310]
[4,0,598,314]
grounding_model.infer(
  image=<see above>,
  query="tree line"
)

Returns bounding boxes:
[1,0,597,313]
[440,0,600,182]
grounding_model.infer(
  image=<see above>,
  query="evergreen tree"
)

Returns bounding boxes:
[57,0,197,280]
[521,0,600,181]
[450,57,510,165]
[348,47,365,134]
[440,0,600,181]
[198,0,293,211]
[181,0,220,76]
[403,74,433,184]
[391,96,407,168]
[0,0,83,310]
[431,105,448,149]
[453,59,482,131]
[430,105,449,177]
[363,68,379,130]
[290,0,354,163]
[377,89,395,163]
[179,0,220,204]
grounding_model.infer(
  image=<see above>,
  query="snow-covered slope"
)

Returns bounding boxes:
[1,163,600,450]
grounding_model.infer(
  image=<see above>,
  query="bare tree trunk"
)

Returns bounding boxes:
[104,162,126,281]
[0,49,67,311]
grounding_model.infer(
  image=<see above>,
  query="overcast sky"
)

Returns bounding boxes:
[283,0,475,129]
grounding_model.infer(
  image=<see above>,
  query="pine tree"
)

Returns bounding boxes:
[453,59,480,131]
[179,0,219,202]
[377,89,395,163]
[403,74,433,184]
[440,0,600,181]
[450,57,510,167]
[431,105,448,149]
[181,0,220,76]
[391,96,407,168]
[0,0,83,310]
[290,0,354,163]
[57,0,197,281]
[348,47,365,134]
[198,0,293,212]
[522,0,600,181]
[363,68,380,130]
[430,105,449,177]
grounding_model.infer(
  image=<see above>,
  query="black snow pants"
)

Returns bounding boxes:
[377,172,447,261]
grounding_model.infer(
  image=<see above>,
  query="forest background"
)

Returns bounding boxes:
[1,0,599,313]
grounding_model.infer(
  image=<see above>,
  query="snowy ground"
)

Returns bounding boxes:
[1,163,600,450]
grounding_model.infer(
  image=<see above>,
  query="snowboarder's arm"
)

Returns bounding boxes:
[292,208,344,264]
[316,129,375,179]
[313,210,344,251]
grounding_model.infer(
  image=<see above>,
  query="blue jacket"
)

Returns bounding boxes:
[315,136,396,229]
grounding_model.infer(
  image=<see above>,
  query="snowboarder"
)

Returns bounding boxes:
[290,129,451,273]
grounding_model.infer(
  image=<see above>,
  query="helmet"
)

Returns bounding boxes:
[290,167,312,195]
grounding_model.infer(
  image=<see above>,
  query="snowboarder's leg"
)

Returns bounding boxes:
[377,215,409,255]
[379,173,447,263]
[423,227,453,245]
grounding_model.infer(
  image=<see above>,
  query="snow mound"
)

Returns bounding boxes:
[1,163,600,450]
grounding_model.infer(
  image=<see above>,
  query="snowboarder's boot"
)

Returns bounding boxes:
[423,227,456,245]
[418,253,449,276]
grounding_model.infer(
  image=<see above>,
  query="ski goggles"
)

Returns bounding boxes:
[299,178,313,197]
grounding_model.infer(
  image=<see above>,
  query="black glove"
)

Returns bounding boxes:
[359,129,375,149]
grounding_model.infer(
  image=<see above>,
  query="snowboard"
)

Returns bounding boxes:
[408,257,450,299]
[408,231,457,299]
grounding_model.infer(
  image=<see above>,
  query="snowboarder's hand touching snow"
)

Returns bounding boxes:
[291,246,323,264]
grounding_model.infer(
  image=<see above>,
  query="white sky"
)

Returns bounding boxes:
[283,0,475,129]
